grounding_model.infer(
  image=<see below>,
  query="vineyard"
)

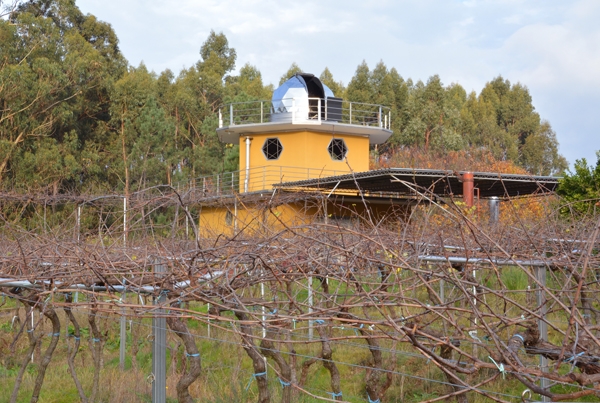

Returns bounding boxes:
[1,184,599,403]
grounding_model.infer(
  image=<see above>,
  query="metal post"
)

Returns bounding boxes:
[349,102,352,124]
[317,98,321,123]
[230,104,233,126]
[308,276,313,340]
[119,290,126,371]
[218,109,222,128]
[535,266,549,401]
[378,106,382,127]
[234,198,238,232]
[207,303,211,339]
[472,268,478,355]
[30,308,34,362]
[76,204,81,242]
[244,137,251,193]
[489,196,499,224]
[74,192,82,296]
[260,101,263,123]
[261,278,266,338]
[292,98,296,122]
[185,206,189,238]
[324,98,328,121]
[152,262,167,403]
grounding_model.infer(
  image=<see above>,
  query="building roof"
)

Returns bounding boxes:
[275,168,560,199]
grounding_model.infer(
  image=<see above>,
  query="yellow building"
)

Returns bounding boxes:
[198,73,406,237]
[198,73,559,237]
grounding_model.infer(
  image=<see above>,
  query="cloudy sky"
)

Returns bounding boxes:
[76,0,600,169]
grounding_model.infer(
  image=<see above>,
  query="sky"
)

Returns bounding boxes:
[76,0,600,169]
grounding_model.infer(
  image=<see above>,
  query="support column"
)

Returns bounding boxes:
[535,266,549,402]
[308,276,313,340]
[489,196,499,224]
[152,262,167,403]
[119,284,126,371]
[119,311,126,370]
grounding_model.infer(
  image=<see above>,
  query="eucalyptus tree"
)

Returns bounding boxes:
[278,62,303,86]
[319,67,345,98]
[162,30,238,177]
[0,0,126,192]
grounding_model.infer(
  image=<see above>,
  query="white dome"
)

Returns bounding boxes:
[271,73,336,122]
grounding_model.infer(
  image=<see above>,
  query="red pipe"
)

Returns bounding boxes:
[462,172,474,208]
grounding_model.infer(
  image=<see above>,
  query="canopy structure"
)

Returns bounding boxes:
[275,168,560,199]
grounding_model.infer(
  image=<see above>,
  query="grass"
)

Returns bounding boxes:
[0,267,596,402]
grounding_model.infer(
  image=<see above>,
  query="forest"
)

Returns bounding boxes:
[0,0,569,197]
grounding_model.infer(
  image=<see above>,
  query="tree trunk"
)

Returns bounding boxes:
[235,311,270,403]
[88,302,105,403]
[260,327,292,403]
[30,301,61,403]
[166,311,202,403]
[9,300,40,403]
[316,324,342,401]
[64,294,88,403]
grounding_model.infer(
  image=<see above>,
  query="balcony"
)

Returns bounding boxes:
[218,98,391,132]
[184,165,354,197]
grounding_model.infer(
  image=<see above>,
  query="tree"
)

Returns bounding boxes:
[108,64,158,195]
[0,0,127,193]
[557,152,600,215]
[198,29,236,79]
[346,60,372,104]
[401,75,455,151]
[319,67,344,98]
[278,62,303,86]
[224,62,272,101]
[521,121,567,176]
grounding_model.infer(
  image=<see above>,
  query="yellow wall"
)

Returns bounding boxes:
[198,196,410,238]
[198,201,319,238]
[238,131,370,192]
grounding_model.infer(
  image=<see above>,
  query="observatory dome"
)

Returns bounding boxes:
[271,73,340,123]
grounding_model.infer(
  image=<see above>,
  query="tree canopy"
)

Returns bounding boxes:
[557,152,600,216]
[0,0,568,195]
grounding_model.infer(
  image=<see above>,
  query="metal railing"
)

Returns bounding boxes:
[183,165,351,196]
[218,98,391,130]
